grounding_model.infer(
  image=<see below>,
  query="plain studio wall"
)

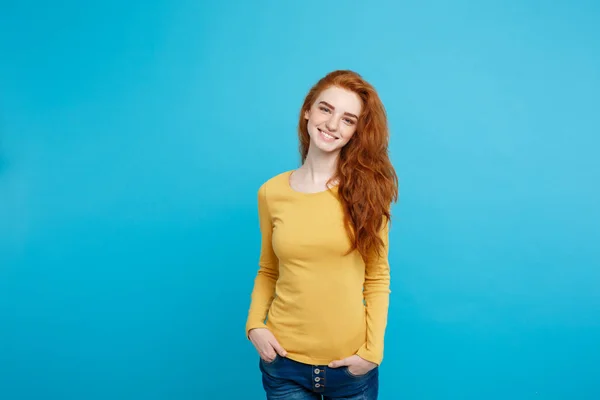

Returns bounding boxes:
[1,1,599,399]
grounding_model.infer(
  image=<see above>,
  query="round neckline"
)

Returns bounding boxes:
[286,170,339,195]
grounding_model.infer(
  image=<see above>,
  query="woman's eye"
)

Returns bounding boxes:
[319,107,330,113]
[344,118,355,125]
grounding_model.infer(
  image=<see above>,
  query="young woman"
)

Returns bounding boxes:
[245,70,398,400]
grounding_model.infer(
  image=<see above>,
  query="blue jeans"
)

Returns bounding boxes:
[259,355,379,400]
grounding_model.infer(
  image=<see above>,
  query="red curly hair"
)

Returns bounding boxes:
[298,70,399,261]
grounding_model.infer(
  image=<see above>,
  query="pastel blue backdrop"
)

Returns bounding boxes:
[1,1,599,399]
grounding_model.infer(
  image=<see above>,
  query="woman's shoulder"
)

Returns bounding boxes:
[258,169,294,191]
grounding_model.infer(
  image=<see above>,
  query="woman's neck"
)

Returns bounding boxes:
[298,146,339,184]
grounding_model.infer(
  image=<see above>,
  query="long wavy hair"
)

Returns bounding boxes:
[298,70,399,261]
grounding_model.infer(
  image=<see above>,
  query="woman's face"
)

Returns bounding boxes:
[304,86,362,154]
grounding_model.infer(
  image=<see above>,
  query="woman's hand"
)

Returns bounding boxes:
[328,355,377,376]
[248,328,288,362]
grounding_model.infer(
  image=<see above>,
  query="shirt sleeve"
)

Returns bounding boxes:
[356,219,391,365]
[245,182,279,338]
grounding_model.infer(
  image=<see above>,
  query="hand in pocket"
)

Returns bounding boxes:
[248,328,287,362]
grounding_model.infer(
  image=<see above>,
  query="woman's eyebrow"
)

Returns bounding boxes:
[318,101,358,119]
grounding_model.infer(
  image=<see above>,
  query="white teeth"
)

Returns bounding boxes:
[321,130,335,140]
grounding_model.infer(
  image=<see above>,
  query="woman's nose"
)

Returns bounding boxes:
[326,116,339,131]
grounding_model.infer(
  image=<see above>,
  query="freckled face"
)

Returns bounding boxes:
[304,86,362,153]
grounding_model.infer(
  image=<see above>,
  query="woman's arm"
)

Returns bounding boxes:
[245,183,279,336]
[356,220,391,365]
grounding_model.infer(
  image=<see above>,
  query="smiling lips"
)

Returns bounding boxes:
[318,128,339,142]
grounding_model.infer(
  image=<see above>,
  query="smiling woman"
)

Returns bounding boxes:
[305,87,361,149]
[245,70,398,400]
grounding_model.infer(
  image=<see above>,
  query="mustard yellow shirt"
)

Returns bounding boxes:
[245,170,391,366]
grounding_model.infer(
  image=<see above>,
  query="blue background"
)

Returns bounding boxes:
[1,1,599,399]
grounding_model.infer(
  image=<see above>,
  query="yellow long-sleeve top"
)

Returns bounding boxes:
[245,170,391,366]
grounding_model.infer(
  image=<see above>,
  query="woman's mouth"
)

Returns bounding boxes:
[318,128,338,142]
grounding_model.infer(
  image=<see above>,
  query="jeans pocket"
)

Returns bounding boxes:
[343,366,374,379]
[260,354,280,366]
